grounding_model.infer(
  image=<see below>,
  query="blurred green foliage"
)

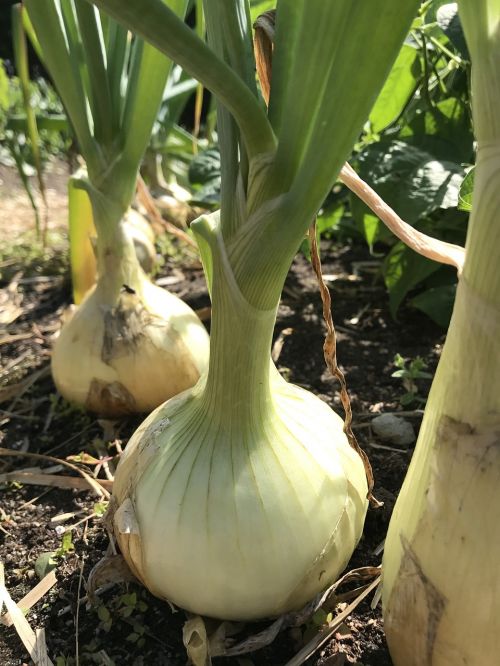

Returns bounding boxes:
[0,60,71,166]
[317,1,473,327]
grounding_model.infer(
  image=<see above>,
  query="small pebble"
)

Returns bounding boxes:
[371,413,416,447]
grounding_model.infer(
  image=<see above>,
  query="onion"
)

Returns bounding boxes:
[52,220,209,416]
[382,3,500,663]
[110,218,368,619]
[123,208,157,274]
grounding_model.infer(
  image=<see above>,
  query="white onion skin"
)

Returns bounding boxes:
[111,224,368,621]
[51,280,209,416]
[112,374,368,620]
[382,32,500,656]
[123,208,157,274]
[51,220,209,417]
[382,280,500,665]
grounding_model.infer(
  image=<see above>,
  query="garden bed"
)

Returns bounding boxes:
[0,216,443,666]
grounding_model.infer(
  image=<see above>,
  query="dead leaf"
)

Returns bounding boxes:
[0,562,54,665]
[0,273,23,325]
[183,616,211,666]
[1,570,57,627]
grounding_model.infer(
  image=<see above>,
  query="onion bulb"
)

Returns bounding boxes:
[52,220,209,417]
[110,217,368,620]
[382,4,500,662]
[123,208,157,274]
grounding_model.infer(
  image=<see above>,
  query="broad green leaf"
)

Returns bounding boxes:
[35,551,57,579]
[458,167,474,211]
[188,148,221,185]
[401,97,473,163]
[189,179,221,206]
[361,212,380,247]
[317,203,344,235]
[384,241,441,316]
[350,195,394,248]
[357,139,465,224]
[411,284,456,328]
[369,43,420,133]
[97,605,111,623]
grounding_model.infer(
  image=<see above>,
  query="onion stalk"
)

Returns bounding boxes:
[69,172,157,305]
[382,2,500,663]
[26,0,209,416]
[90,0,419,619]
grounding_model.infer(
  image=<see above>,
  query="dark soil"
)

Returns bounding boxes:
[0,235,444,666]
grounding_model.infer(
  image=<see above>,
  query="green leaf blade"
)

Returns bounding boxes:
[369,43,421,133]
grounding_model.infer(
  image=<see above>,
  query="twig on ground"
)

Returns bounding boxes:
[1,350,32,376]
[0,365,50,407]
[0,471,113,493]
[75,555,86,666]
[61,511,99,535]
[57,582,115,618]
[0,562,54,665]
[0,448,111,498]
[1,570,57,628]
[92,439,115,481]
[285,576,381,666]
[367,441,411,453]
[45,422,96,455]
[19,488,54,509]
[356,409,425,418]
[51,510,84,523]
[0,332,34,346]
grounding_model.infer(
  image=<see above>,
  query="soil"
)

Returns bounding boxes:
[0,158,70,237]
[0,170,444,666]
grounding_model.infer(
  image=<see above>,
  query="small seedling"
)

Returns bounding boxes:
[34,530,75,578]
[95,589,149,639]
[93,501,108,518]
[392,353,432,406]
[97,604,113,632]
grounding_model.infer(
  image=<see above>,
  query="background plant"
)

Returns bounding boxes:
[317,1,472,327]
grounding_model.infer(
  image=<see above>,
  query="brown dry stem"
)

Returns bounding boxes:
[0,447,110,499]
[136,175,198,249]
[308,225,380,507]
[339,163,465,272]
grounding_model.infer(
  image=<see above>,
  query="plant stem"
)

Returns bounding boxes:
[87,0,276,161]
[199,225,276,422]
[75,179,143,303]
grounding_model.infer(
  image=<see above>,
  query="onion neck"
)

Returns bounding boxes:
[196,218,279,427]
[89,190,147,305]
[95,218,146,304]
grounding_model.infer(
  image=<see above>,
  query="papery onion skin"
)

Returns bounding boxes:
[123,208,157,274]
[51,274,209,417]
[382,3,500,661]
[111,216,368,621]
[112,374,368,621]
